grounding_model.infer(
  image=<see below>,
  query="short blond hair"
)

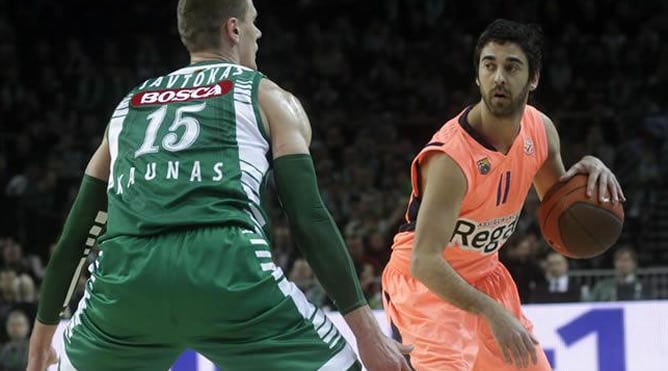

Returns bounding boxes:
[177,0,248,52]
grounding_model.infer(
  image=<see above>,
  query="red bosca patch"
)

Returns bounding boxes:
[131,80,234,106]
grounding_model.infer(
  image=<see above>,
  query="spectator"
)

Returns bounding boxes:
[0,269,18,330]
[0,310,30,371]
[530,252,583,303]
[589,246,650,301]
[1,238,43,281]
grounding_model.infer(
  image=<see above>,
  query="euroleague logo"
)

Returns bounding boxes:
[131,80,234,106]
[524,137,535,156]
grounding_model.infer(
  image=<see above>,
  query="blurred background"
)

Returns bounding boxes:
[0,0,667,368]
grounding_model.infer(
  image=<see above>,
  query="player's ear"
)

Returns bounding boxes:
[475,77,480,87]
[224,18,240,42]
[530,71,540,91]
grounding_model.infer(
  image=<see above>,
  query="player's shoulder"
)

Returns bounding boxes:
[523,105,556,158]
[524,104,554,129]
[258,77,282,95]
[258,77,303,109]
[257,77,310,135]
[430,107,474,148]
[258,77,291,96]
[415,108,474,170]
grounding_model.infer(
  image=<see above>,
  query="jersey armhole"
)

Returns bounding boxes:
[411,147,471,199]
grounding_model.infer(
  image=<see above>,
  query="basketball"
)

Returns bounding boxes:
[538,174,624,259]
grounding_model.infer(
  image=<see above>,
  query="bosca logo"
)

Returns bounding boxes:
[131,80,234,106]
[477,157,491,175]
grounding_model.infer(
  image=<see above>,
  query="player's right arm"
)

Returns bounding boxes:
[410,151,538,369]
[27,136,110,371]
[258,78,411,371]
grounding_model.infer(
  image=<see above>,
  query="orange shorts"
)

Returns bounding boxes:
[382,263,552,371]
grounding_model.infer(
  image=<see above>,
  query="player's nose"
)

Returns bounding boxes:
[493,69,506,84]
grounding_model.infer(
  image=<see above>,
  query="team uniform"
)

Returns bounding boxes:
[382,105,553,370]
[60,61,359,371]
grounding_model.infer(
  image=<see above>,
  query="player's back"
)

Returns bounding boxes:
[101,61,269,240]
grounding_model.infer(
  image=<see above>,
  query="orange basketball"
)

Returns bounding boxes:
[538,174,624,259]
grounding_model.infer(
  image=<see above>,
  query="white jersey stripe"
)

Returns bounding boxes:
[107,94,132,191]
[255,250,272,258]
[234,75,270,230]
[317,343,357,370]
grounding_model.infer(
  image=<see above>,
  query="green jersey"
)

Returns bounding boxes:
[100,61,271,240]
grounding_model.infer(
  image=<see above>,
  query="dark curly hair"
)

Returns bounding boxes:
[473,19,544,80]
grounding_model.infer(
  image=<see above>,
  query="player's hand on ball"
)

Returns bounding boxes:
[483,304,538,369]
[560,155,626,204]
[357,332,413,371]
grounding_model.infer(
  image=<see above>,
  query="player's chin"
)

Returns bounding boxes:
[490,105,511,116]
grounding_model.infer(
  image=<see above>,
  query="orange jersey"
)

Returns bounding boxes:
[388,105,549,282]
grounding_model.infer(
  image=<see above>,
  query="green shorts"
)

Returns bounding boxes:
[60,225,361,371]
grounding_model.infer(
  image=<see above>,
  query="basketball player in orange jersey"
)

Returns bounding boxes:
[382,19,625,370]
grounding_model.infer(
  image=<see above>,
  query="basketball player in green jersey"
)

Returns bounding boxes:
[27,1,412,370]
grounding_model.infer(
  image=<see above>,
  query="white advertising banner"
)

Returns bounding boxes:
[524,301,668,371]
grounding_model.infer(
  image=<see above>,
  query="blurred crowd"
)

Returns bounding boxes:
[1,0,668,367]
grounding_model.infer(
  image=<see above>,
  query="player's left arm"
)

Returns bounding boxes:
[28,135,110,371]
[532,113,565,200]
[533,113,625,204]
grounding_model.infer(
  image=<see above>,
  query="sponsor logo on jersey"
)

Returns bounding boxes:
[131,80,234,106]
[447,213,519,254]
[524,137,535,155]
[477,157,491,175]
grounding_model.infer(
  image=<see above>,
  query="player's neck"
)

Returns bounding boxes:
[471,102,522,154]
[190,50,238,65]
